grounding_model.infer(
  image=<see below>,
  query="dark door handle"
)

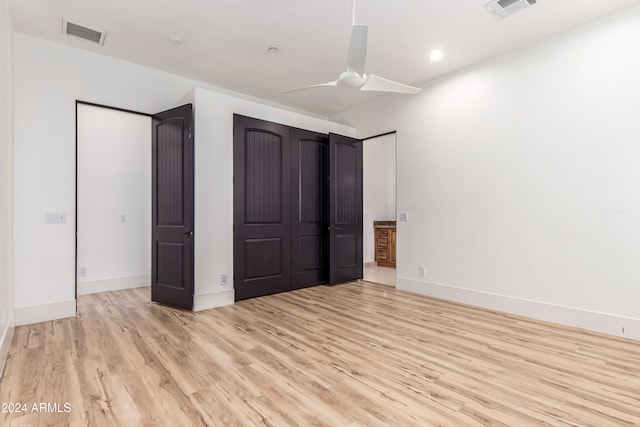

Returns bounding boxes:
[184,230,194,238]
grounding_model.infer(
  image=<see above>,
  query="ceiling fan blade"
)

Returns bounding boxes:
[283,80,339,94]
[361,74,422,94]
[346,25,368,76]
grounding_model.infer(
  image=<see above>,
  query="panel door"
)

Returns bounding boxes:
[233,115,292,300]
[291,128,329,289]
[329,133,363,284]
[151,104,194,310]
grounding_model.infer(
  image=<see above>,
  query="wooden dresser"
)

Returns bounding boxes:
[374,221,396,268]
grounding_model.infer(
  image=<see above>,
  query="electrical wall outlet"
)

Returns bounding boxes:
[418,266,426,277]
[220,274,228,286]
[78,267,87,278]
[120,214,127,223]
[399,212,409,222]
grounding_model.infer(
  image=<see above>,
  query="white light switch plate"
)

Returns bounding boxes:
[46,212,67,224]
[399,212,409,222]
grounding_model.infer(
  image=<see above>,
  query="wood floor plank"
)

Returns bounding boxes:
[2,282,640,426]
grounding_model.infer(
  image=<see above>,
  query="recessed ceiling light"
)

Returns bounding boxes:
[267,46,279,54]
[169,35,184,45]
[429,50,443,61]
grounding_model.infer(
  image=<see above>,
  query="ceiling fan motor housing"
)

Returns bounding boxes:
[339,70,366,87]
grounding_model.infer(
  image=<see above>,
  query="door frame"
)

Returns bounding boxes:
[361,130,398,285]
[74,101,151,300]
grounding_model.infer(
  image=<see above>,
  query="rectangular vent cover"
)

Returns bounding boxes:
[62,18,107,45]
[485,0,537,20]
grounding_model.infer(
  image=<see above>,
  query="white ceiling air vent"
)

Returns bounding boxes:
[485,0,538,20]
[62,18,107,45]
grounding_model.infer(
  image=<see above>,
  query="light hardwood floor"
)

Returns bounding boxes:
[363,264,396,287]
[1,282,640,426]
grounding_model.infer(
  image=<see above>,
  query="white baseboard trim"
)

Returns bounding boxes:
[78,275,150,296]
[14,300,76,326]
[397,277,640,341]
[193,289,234,312]
[0,312,15,378]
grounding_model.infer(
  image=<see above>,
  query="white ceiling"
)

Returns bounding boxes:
[9,0,640,116]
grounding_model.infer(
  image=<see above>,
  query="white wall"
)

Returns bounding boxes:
[363,133,397,263]
[77,104,151,295]
[0,0,14,374]
[190,87,354,310]
[12,33,354,322]
[333,6,640,339]
[12,33,222,325]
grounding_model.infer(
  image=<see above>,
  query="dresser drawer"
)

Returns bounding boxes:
[375,250,389,262]
[375,229,389,238]
[373,224,396,268]
[375,237,389,248]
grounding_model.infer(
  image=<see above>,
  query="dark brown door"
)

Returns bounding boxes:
[329,133,363,284]
[234,115,292,300]
[291,128,329,289]
[151,104,194,310]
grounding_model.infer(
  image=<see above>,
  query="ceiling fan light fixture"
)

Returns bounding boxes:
[339,70,366,87]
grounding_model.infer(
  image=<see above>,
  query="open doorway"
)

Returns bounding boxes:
[76,102,152,296]
[362,131,397,287]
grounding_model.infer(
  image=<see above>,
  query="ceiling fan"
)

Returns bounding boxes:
[284,0,422,95]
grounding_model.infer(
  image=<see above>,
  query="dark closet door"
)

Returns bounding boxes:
[234,115,292,300]
[290,128,329,289]
[151,104,194,310]
[329,133,363,284]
